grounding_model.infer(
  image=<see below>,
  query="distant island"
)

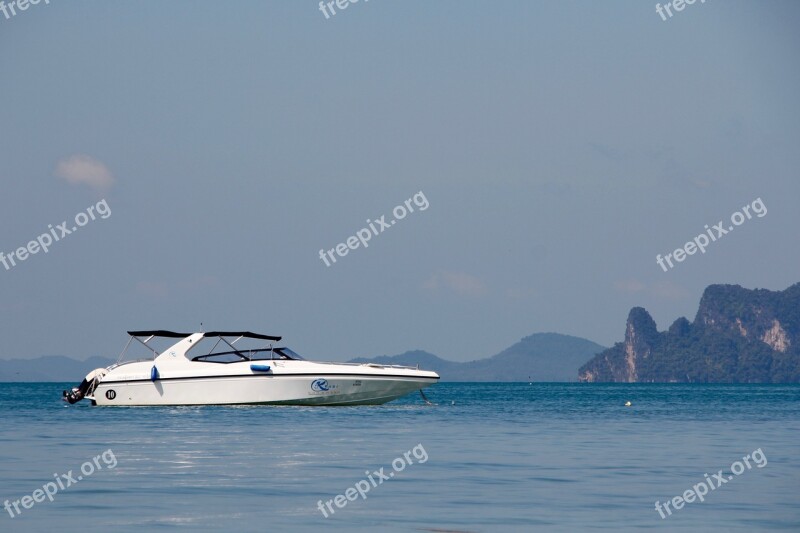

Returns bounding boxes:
[579,282,800,383]
[349,333,606,382]
[0,333,605,382]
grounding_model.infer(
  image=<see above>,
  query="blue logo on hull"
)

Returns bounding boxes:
[311,379,330,392]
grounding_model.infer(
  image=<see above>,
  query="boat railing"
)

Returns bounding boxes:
[105,359,154,372]
[106,357,424,372]
[317,361,423,371]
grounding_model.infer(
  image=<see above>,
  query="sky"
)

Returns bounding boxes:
[1,0,798,363]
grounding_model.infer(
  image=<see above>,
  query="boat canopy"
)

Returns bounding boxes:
[204,331,282,341]
[126,330,281,341]
[127,330,193,338]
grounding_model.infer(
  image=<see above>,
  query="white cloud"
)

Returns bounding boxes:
[135,281,169,299]
[650,280,691,301]
[612,279,690,301]
[423,271,487,297]
[55,154,114,190]
[613,279,646,293]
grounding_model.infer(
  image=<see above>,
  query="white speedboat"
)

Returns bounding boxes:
[63,331,439,406]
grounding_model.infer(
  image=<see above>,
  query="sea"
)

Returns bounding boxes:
[0,383,798,532]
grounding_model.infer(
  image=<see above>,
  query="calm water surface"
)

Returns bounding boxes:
[0,383,798,532]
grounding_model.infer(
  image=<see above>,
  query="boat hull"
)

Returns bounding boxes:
[91,372,437,406]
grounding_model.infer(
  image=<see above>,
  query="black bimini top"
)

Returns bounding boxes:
[127,330,193,338]
[204,331,282,341]
[126,330,282,341]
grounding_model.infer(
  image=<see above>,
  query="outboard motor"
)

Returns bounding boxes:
[63,368,108,404]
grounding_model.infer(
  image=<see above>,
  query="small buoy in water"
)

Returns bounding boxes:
[625,401,632,407]
[451,400,455,405]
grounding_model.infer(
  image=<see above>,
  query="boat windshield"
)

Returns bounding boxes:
[192,346,305,363]
[276,347,305,360]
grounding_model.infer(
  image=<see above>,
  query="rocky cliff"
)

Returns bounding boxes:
[578,283,800,383]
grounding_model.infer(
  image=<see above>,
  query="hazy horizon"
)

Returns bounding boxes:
[0,330,611,364]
